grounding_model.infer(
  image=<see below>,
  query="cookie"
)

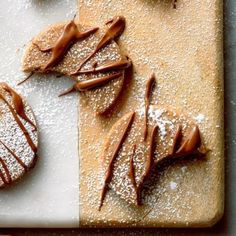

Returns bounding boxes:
[99,75,206,209]
[22,17,131,114]
[0,83,38,188]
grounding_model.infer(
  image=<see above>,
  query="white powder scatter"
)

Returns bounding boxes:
[181,166,188,173]
[170,181,178,190]
[148,106,164,120]
[194,114,205,123]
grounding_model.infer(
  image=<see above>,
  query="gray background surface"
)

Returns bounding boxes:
[0,0,235,235]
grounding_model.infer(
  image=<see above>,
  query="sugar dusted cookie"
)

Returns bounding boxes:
[99,75,206,209]
[0,83,38,188]
[22,16,131,114]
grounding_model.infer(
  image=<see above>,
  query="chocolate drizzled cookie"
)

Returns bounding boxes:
[0,83,38,188]
[99,75,206,209]
[22,16,131,114]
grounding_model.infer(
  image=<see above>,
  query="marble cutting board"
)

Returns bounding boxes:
[0,0,79,228]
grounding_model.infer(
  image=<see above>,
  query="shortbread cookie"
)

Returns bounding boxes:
[0,83,38,188]
[99,75,206,209]
[22,17,130,114]
[100,106,206,208]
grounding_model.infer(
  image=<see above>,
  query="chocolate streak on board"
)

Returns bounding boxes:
[73,16,126,74]
[72,58,131,75]
[0,83,36,130]
[137,125,158,205]
[144,74,156,140]
[0,94,37,153]
[17,72,34,86]
[128,144,139,204]
[99,112,135,211]
[34,20,98,71]
[59,72,122,97]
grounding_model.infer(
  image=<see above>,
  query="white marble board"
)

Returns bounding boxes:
[0,0,79,228]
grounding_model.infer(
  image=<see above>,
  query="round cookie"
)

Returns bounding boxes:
[0,83,38,188]
[100,105,205,207]
[22,17,129,114]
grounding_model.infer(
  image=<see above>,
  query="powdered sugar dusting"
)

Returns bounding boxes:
[195,114,205,123]
[170,181,178,190]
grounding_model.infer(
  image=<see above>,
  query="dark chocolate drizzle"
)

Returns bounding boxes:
[144,74,156,140]
[137,125,158,205]
[99,111,135,211]
[72,57,131,75]
[72,16,126,74]
[34,19,98,71]
[59,72,122,97]
[0,84,37,153]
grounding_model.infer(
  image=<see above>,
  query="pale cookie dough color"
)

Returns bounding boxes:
[0,83,38,188]
[22,18,129,114]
